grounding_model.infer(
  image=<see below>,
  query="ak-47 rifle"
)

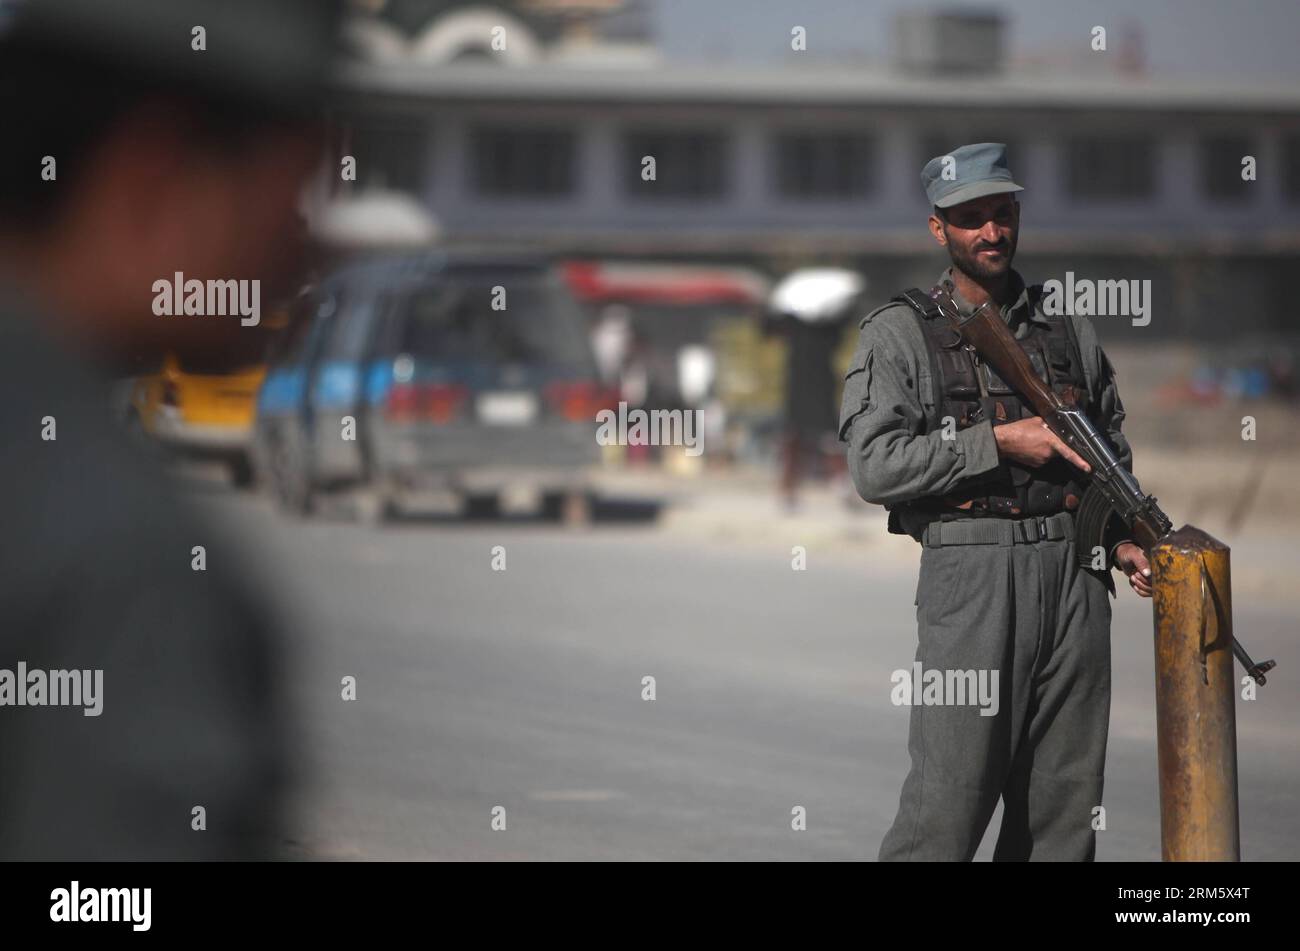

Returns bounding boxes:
[927,283,1276,685]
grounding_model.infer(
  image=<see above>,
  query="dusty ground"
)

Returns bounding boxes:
[599,441,1300,608]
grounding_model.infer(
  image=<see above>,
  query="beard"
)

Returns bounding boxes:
[947,229,1017,282]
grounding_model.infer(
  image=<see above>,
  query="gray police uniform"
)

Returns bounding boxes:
[841,144,1133,861]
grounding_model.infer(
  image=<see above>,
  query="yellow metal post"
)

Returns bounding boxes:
[1149,526,1240,861]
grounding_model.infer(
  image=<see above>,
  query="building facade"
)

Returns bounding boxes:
[332,6,1300,339]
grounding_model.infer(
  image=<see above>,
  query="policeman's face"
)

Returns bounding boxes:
[929,194,1019,281]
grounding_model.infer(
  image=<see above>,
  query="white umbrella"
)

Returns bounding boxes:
[769,268,866,324]
[310,188,440,249]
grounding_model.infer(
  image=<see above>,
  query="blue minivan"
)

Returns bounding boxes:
[254,252,611,522]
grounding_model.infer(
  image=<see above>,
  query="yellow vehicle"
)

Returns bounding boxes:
[128,315,287,486]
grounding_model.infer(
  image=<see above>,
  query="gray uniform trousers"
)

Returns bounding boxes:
[878,511,1112,861]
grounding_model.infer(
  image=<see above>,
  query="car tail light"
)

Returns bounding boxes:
[426,383,468,423]
[385,383,468,424]
[385,383,421,422]
[545,381,619,422]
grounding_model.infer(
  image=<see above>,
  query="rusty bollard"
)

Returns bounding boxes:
[1149,526,1240,861]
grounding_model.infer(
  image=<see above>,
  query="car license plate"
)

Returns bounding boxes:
[476,391,537,426]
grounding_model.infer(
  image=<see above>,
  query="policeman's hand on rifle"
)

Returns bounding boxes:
[1114,542,1153,598]
[992,416,1092,473]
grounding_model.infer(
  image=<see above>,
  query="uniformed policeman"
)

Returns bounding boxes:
[839,143,1154,862]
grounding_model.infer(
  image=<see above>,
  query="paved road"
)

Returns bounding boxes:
[195,487,1298,861]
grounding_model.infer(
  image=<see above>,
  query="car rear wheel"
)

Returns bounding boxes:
[227,454,255,489]
[463,493,501,520]
[268,430,313,516]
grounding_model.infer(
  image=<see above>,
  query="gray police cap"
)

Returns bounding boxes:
[922,142,1024,209]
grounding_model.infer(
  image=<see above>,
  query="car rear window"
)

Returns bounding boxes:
[392,268,594,371]
[320,285,386,362]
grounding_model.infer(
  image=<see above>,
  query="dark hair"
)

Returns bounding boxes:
[0,39,317,232]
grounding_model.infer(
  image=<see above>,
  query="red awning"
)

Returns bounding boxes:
[563,260,770,306]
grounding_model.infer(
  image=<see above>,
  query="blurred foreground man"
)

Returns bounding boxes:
[839,144,1153,861]
[0,0,340,859]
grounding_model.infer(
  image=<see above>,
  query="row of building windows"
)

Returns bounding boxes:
[349,123,1300,204]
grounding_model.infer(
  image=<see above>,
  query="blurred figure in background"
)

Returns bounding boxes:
[592,306,661,465]
[591,303,635,394]
[0,0,341,858]
[765,268,865,510]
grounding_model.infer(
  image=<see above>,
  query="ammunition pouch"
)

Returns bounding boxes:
[887,285,1091,529]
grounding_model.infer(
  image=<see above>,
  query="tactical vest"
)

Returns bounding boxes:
[891,286,1090,526]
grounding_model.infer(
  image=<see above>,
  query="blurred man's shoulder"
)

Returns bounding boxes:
[0,296,257,607]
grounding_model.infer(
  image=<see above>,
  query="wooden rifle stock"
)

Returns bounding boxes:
[947,303,1063,419]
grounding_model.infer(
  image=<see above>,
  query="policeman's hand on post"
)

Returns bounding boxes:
[1114,542,1153,598]
[992,416,1091,473]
